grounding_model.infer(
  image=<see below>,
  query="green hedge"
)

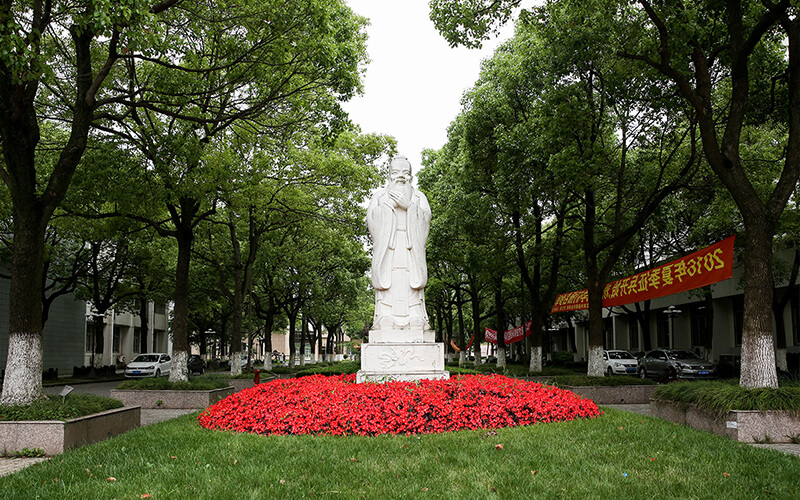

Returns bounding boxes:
[653,379,800,417]
[116,377,230,391]
[0,393,123,421]
[295,361,361,377]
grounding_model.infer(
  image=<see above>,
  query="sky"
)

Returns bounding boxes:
[341,1,516,173]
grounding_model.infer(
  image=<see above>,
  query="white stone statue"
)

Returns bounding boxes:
[367,155,431,331]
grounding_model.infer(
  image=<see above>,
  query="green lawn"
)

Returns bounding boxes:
[2,408,798,499]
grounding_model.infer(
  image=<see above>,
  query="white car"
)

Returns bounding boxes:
[124,353,172,378]
[603,350,638,376]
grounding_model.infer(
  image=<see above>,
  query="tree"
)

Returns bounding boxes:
[90,0,370,382]
[612,0,800,388]
[0,0,182,405]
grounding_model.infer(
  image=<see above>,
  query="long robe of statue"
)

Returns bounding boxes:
[366,155,432,331]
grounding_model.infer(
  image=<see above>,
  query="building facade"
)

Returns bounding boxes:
[554,247,800,369]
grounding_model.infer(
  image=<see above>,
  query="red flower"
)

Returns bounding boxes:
[197,374,601,436]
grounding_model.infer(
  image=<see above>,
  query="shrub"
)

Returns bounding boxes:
[0,394,123,421]
[551,351,575,365]
[295,361,360,377]
[116,377,230,391]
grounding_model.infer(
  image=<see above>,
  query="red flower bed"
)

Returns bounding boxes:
[197,374,600,436]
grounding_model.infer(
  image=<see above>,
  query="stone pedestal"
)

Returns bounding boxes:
[356,329,450,383]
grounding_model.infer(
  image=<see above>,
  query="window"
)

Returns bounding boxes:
[113,326,122,353]
[656,311,669,348]
[690,304,710,347]
[85,325,93,353]
[154,303,166,315]
[628,318,639,350]
[133,328,141,354]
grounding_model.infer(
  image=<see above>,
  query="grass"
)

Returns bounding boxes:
[0,393,123,422]
[2,408,798,498]
[653,379,800,417]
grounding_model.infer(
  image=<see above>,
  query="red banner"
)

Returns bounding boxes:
[450,333,476,352]
[551,236,736,313]
[485,320,533,345]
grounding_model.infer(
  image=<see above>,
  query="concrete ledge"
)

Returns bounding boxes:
[227,378,274,392]
[651,399,800,443]
[356,370,450,383]
[561,384,659,404]
[110,387,234,409]
[0,406,140,456]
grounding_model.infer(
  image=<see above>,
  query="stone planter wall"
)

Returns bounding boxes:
[0,406,140,456]
[650,399,800,443]
[562,384,659,404]
[110,387,234,409]
[227,377,274,392]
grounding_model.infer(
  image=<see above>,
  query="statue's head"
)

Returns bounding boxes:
[389,155,412,185]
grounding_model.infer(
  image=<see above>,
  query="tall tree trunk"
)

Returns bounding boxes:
[469,282,483,365]
[738,218,778,388]
[1,217,46,404]
[169,199,197,383]
[495,277,507,369]
[287,310,297,367]
[584,190,605,376]
[299,316,307,366]
[456,288,466,366]
[229,265,244,376]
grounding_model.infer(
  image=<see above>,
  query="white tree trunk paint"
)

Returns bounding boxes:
[169,350,189,383]
[587,345,605,377]
[529,346,543,373]
[230,349,242,377]
[740,331,778,388]
[0,332,43,405]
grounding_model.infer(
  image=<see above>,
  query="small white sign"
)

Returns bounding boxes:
[59,385,74,397]
[726,420,738,429]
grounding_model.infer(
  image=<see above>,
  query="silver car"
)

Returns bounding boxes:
[638,349,715,381]
[124,353,172,378]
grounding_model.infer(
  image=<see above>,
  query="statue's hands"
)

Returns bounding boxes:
[389,190,409,209]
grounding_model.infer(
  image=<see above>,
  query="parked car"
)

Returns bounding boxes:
[603,350,638,375]
[124,353,172,378]
[188,354,205,375]
[638,349,715,381]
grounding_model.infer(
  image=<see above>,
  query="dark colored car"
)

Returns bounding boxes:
[188,354,206,375]
[638,349,715,381]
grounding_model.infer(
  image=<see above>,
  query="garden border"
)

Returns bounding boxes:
[110,387,234,409]
[0,406,140,456]
[561,384,659,404]
[650,399,800,443]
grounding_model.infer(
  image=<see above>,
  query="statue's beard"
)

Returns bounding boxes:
[391,181,411,201]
